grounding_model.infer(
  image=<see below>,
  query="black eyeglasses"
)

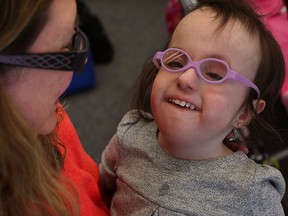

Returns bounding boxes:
[0,28,89,73]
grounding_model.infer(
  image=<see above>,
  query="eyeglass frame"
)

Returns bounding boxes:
[0,27,89,73]
[152,48,261,98]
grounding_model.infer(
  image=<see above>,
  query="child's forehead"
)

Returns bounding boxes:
[183,7,236,31]
[171,7,261,80]
[176,7,258,44]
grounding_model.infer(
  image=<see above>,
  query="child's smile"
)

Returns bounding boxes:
[168,98,199,111]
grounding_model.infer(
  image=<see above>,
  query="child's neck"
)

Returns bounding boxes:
[158,135,233,161]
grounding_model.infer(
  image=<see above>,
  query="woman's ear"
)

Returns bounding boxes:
[233,99,266,128]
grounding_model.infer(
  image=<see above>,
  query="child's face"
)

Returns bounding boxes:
[150,8,261,159]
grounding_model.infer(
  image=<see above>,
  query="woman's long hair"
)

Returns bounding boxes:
[0,0,78,215]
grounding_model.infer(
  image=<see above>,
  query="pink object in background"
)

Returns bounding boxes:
[166,0,183,36]
[252,0,288,110]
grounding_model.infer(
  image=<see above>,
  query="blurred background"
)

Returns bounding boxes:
[64,0,169,163]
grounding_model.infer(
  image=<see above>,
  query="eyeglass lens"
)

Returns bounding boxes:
[163,50,228,82]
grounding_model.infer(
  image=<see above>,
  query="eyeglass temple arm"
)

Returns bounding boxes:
[0,53,76,71]
[234,72,261,98]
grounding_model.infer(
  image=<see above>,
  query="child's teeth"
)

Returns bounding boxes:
[169,98,196,110]
[179,101,186,107]
[190,104,195,110]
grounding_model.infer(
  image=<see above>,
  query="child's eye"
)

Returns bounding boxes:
[201,61,227,81]
[203,71,223,81]
[165,60,184,69]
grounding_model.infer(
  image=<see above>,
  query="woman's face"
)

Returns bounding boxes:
[3,0,77,135]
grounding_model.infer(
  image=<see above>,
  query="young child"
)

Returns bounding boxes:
[100,0,286,215]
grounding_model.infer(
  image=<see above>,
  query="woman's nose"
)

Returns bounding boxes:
[177,67,200,90]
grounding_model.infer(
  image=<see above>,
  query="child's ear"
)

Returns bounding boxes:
[253,99,266,114]
[233,99,266,128]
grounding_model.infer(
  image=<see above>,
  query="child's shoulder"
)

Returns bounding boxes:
[119,109,153,126]
[116,110,156,141]
[241,160,286,214]
[251,162,286,196]
[237,154,286,200]
[117,110,153,131]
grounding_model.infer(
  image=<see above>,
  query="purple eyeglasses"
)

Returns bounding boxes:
[153,48,260,98]
[0,28,89,73]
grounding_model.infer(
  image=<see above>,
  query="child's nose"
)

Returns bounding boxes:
[177,67,200,90]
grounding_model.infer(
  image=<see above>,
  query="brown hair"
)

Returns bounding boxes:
[131,0,285,148]
[0,0,78,215]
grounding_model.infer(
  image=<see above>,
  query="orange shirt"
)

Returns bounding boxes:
[58,108,109,216]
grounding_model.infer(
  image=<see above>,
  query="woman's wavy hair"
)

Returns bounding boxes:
[0,0,78,215]
[131,0,286,149]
